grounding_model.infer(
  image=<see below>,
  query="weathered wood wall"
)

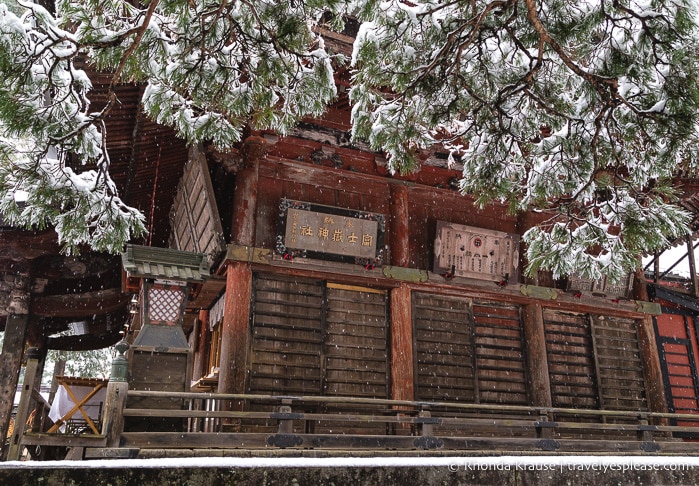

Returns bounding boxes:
[192,146,666,441]
[543,310,600,410]
[255,159,391,254]
[413,293,474,402]
[591,315,648,413]
[412,294,528,406]
[254,158,516,271]
[543,310,649,416]
[324,284,388,399]
[249,275,324,395]
[248,276,389,399]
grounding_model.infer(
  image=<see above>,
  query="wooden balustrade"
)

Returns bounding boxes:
[100,390,699,454]
[14,384,699,459]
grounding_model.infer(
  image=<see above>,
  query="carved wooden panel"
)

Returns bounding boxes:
[433,221,519,284]
[567,272,634,298]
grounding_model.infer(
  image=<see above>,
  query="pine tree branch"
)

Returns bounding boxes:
[523,0,619,100]
[106,0,161,111]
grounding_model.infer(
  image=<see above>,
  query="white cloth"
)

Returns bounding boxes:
[48,383,107,424]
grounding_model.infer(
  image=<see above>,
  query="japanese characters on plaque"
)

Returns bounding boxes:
[433,221,519,284]
[566,273,633,298]
[277,199,385,266]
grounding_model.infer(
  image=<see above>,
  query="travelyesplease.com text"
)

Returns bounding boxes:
[448,461,692,473]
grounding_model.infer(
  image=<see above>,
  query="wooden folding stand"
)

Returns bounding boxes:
[47,376,108,435]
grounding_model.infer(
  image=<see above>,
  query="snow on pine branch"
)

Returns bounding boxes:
[0,1,146,254]
[0,0,342,254]
[350,0,699,281]
[0,0,698,281]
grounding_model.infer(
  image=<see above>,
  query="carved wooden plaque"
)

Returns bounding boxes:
[434,221,519,283]
[277,199,385,266]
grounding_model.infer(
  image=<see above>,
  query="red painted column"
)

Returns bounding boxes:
[219,136,263,418]
[390,283,414,401]
[217,262,253,401]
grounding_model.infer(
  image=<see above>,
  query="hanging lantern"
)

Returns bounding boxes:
[121,244,210,352]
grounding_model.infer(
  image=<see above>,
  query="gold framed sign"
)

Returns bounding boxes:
[277,199,386,267]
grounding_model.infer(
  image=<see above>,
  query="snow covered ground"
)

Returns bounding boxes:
[2,455,699,471]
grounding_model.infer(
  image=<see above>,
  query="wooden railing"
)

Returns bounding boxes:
[13,384,699,459]
[99,389,699,455]
[10,342,699,460]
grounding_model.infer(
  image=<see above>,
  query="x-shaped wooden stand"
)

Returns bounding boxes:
[47,379,106,435]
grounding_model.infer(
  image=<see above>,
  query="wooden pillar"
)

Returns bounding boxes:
[28,347,46,433]
[522,303,552,407]
[390,284,414,401]
[102,341,130,448]
[6,348,41,460]
[687,235,699,298]
[653,252,660,283]
[48,353,66,405]
[632,268,668,416]
[0,300,30,459]
[223,135,262,412]
[217,262,253,398]
[389,184,410,268]
[632,267,649,301]
[231,136,263,246]
[191,309,210,382]
[638,314,668,416]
